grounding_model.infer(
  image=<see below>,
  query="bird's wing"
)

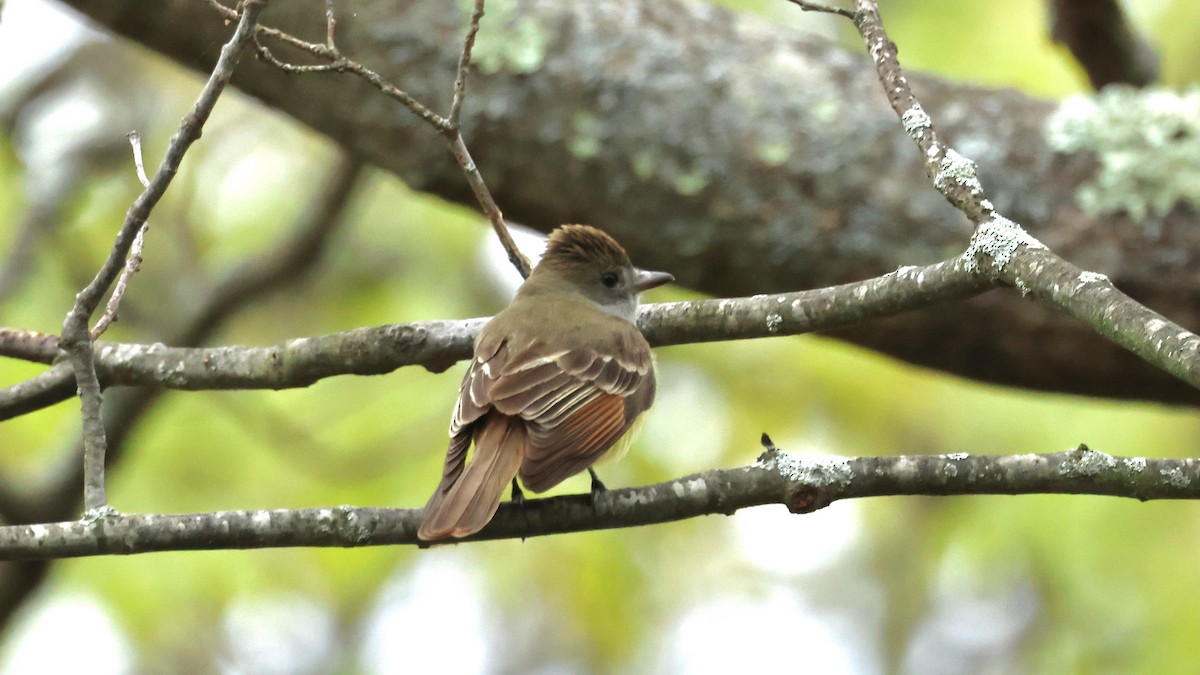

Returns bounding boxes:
[448,330,509,438]
[487,328,656,492]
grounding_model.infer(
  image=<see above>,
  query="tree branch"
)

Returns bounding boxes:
[810,0,1200,390]
[0,256,989,419]
[0,444,1193,559]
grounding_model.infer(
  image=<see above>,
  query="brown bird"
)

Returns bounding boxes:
[418,225,673,540]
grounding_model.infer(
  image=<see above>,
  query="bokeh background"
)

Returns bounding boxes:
[1,0,1199,672]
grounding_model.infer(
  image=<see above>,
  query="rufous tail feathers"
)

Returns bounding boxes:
[418,413,525,540]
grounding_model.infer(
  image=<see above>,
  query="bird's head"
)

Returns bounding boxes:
[524,224,674,321]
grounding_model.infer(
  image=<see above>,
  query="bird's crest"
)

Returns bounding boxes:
[541,225,632,270]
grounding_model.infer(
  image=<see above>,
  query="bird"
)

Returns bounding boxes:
[417,224,673,540]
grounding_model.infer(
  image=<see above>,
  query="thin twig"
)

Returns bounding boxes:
[441,0,530,276]
[322,0,336,47]
[0,157,364,626]
[208,0,451,131]
[91,218,146,339]
[126,131,151,188]
[785,0,855,20]
[444,131,530,277]
[93,131,153,337]
[59,0,270,513]
[203,0,531,277]
[449,0,486,130]
[68,1,268,331]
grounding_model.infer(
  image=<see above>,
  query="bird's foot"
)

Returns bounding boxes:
[588,468,608,499]
[510,478,526,505]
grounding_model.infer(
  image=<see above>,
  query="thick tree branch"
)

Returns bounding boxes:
[0,445,1194,559]
[56,0,1200,403]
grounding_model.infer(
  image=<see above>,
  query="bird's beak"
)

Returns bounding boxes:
[633,269,674,292]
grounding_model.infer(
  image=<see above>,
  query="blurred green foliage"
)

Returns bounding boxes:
[0,0,1198,673]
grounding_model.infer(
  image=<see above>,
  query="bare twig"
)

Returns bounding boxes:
[90,227,146,340]
[444,131,530,277]
[439,2,523,273]
[93,130,158,338]
[0,444,1194,559]
[59,0,269,513]
[206,0,450,130]
[786,0,855,20]
[321,0,336,47]
[204,0,532,278]
[0,157,363,627]
[88,133,154,339]
[126,131,151,188]
[449,0,486,130]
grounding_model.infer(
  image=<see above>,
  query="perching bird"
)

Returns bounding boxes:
[418,225,673,540]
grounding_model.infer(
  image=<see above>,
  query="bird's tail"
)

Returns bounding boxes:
[418,414,525,540]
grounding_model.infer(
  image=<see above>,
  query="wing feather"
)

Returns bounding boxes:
[502,329,654,492]
[519,394,628,492]
[450,335,509,436]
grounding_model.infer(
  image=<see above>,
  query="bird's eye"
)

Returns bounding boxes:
[601,271,619,288]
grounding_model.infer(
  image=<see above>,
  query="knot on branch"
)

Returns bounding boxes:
[931,148,984,201]
[326,505,376,545]
[1056,443,1118,480]
[81,505,120,525]
[963,216,1046,284]
[755,442,852,514]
